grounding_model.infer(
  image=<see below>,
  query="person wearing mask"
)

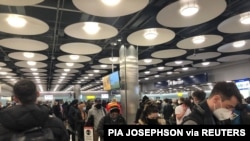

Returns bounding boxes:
[97,105,127,141]
[137,100,166,125]
[175,98,192,125]
[85,98,106,141]
[0,79,69,141]
[182,81,242,125]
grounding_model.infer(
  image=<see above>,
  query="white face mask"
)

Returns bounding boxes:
[213,101,232,121]
[213,108,232,121]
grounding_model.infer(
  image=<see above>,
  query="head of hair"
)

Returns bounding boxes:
[140,100,159,121]
[192,90,206,101]
[209,81,242,103]
[13,79,37,105]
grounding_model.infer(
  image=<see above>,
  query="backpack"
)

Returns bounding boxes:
[11,125,54,141]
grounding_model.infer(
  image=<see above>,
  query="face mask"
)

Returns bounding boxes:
[95,104,102,109]
[213,101,232,121]
[213,108,232,121]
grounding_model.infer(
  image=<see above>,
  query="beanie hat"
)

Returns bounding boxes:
[109,106,120,113]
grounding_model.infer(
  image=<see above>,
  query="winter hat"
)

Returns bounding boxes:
[109,106,120,113]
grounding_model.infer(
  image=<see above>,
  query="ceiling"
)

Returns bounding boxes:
[0,0,249,92]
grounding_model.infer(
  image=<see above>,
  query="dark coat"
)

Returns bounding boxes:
[0,104,69,141]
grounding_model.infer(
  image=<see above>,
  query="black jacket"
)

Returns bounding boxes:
[0,104,69,141]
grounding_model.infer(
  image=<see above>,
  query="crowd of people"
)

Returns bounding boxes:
[0,79,250,141]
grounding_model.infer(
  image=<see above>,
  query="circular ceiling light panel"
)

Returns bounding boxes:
[165,60,193,67]
[98,57,120,64]
[0,0,44,6]
[156,0,226,27]
[85,70,108,74]
[193,62,220,67]
[149,66,173,72]
[186,52,221,60]
[217,54,250,62]
[57,55,91,63]
[15,61,47,68]
[0,38,48,51]
[55,69,79,73]
[91,64,116,70]
[218,11,250,33]
[72,0,149,17]
[20,68,47,73]
[174,67,197,72]
[60,42,102,55]
[56,63,84,69]
[0,62,6,67]
[64,22,118,40]
[0,13,49,35]
[177,35,223,49]
[151,49,187,59]
[8,52,48,61]
[127,28,175,46]
[217,40,250,53]
[138,58,162,65]
[23,72,47,76]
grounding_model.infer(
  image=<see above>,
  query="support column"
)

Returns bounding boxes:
[119,45,139,124]
[73,85,81,99]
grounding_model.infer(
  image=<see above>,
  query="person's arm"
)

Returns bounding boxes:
[97,117,105,136]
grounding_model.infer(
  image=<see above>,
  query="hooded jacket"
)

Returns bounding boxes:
[0,104,69,141]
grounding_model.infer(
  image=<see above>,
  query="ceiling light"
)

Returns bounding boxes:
[144,71,150,74]
[157,66,164,70]
[109,57,118,62]
[233,40,246,48]
[23,52,35,58]
[192,35,206,44]
[167,71,173,75]
[100,64,107,68]
[180,2,199,17]
[154,75,160,77]
[69,55,79,60]
[30,68,37,71]
[240,13,250,25]
[182,67,189,71]
[64,69,70,72]
[6,15,27,28]
[66,63,74,67]
[202,62,210,66]
[101,0,121,6]
[175,61,183,64]
[62,73,67,76]
[144,78,149,80]
[82,22,100,35]
[32,72,39,75]
[143,28,158,40]
[27,61,36,66]
[144,59,152,63]
[94,70,100,73]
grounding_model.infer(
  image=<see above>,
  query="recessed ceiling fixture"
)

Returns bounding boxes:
[157,66,164,70]
[233,40,246,48]
[109,57,118,62]
[82,22,100,35]
[182,67,189,71]
[66,63,74,67]
[101,0,121,6]
[144,59,152,63]
[100,64,108,68]
[30,68,37,71]
[175,60,183,64]
[64,69,70,72]
[27,61,36,66]
[240,12,250,25]
[192,35,205,44]
[23,52,35,58]
[202,62,210,66]
[180,1,199,17]
[143,28,158,40]
[6,15,27,28]
[69,55,80,60]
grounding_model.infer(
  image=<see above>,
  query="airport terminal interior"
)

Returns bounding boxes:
[0,0,250,122]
